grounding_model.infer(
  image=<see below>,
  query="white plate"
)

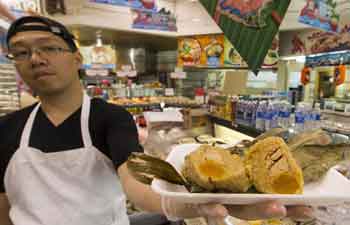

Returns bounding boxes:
[151,144,350,206]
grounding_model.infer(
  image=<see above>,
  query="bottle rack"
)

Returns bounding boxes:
[0,64,20,116]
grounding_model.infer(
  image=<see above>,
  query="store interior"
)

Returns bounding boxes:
[1,0,350,225]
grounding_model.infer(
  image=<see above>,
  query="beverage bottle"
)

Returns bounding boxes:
[271,101,279,128]
[295,104,305,133]
[265,101,274,130]
[251,100,258,127]
[312,103,322,129]
[278,101,291,129]
[304,104,313,131]
[255,101,266,131]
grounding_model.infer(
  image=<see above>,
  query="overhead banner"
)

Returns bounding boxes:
[89,0,157,12]
[132,9,177,32]
[177,34,224,67]
[299,0,340,33]
[280,27,350,56]
[199,0,290,74]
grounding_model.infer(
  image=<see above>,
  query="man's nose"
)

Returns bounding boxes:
[30,50,47,66]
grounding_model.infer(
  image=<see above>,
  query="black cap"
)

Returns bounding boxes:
[6,16,78,52]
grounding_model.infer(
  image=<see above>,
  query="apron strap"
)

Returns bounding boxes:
[19,103,41,148]
[81,93,93,148]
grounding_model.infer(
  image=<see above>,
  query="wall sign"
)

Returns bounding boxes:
[280,28,350,56]
[306,51,350,67]
[199,0,290,74]
[224,35,279,68]
[80,45,116,70]
[90,0,157,12]
[3,0,41,17]
[132,9,177,32]
[299,0,340,33]
[178,34,224,67]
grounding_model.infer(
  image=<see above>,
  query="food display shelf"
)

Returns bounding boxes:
[0,64,20,116]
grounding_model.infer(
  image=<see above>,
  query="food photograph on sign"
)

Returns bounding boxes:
[178,38,202,66]
[178,35,224,67]
[80,45,116,70]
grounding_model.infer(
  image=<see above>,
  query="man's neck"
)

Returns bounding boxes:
[38,84,84,126]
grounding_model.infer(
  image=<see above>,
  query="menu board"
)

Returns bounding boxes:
[177,34,224,67]
[79,45,116,70]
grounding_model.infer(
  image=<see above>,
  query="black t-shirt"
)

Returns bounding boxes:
[0,98,142,192]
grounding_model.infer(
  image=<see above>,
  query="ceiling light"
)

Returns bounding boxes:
[192,18,201,22]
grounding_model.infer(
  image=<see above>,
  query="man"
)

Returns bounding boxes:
[0,16,312,225]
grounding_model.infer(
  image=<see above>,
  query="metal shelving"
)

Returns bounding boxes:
[0,64,20,116]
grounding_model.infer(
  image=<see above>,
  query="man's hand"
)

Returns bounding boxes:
[196,201,313,222]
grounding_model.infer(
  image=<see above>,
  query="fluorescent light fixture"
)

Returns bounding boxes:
[281,55,306,63]
[308,50,349,57]
[192,18,201,22]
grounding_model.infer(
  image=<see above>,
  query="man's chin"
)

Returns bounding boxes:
[34,87,65,97]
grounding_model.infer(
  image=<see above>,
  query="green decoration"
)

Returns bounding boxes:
[199,0,291,74]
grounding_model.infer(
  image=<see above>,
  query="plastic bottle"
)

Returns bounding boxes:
[271,101,280,129]
[312,103,322,130]
[265,101,275,130]
[303,104,313,131]
[256,101,266,131]
[295,104,305,133]
[251,100,259,127]
[278,101,291,129]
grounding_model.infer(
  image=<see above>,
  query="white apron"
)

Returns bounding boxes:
[4,94,130,225]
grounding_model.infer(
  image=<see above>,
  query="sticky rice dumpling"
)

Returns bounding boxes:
[245,137,304,194]
[182,145,251,193]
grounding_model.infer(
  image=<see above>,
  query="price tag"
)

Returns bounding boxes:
[117,70,137,78]
[86,69,109,76]
[127,70,137,77]
[165,88,175,96]
[121,65,132,72]
[175,67,183,73]
[170,71,187,79]
[117,71,128,77]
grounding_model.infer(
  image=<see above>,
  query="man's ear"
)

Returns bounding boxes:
[74,51,83,68]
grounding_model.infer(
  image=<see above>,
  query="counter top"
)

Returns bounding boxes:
[208,115,262,138]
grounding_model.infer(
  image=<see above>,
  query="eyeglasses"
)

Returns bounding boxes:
[6,46,73,62]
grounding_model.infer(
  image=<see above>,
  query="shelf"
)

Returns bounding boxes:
[322,110,350,117]
[208,115,263,138]
[0,63,20,114]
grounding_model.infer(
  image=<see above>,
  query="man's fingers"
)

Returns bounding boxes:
[226,201,287,221]
[287,206,314,222]
[197,203,229,218]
